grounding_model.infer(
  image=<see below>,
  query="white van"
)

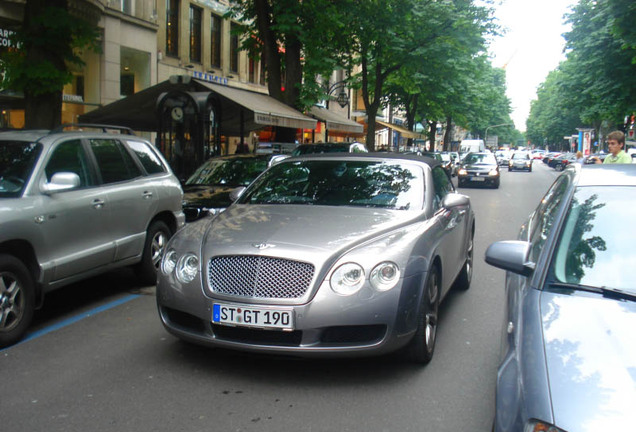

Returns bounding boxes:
[460,139,485,155]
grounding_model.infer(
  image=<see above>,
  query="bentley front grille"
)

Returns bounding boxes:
[207,255,315,299]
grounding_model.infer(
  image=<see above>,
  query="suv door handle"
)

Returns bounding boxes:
[142,191,153,199]
[92,199,105,209]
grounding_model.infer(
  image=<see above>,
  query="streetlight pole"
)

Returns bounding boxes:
[324,81,349,142]
[485,123,514,149]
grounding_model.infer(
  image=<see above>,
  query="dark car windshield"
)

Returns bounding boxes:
[463,153,497,165]
[238,159,423,210]
[550,186,636,293]
[0,141,42,197]
[292,143,352,157]
[185,156,269,187]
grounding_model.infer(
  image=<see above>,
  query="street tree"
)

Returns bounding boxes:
[0,0,100,129]
[227,0,344,142]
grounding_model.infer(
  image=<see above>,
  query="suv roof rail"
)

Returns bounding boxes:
[50,123,136,135]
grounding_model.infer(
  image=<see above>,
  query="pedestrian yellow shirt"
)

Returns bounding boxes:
[603,150,632,164]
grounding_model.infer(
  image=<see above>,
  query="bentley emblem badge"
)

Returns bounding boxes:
[252,243,275,250]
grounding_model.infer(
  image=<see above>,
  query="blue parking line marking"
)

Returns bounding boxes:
[2,294,140,351]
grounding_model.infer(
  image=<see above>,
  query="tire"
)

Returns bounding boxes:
[454,230,474,291]
[404,266,440,364]
[135,220,172,286]
[555,164,564,171]
[493,179,500,189]
[0,254,35,348]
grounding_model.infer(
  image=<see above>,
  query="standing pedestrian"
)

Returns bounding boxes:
[593,131,631,164]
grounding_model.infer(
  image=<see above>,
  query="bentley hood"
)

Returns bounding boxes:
[199,204,420,262]
[540,291,636,431]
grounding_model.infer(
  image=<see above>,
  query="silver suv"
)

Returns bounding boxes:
[0,126,185,347]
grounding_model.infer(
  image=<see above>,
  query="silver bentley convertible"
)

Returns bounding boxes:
[157,153,475,363]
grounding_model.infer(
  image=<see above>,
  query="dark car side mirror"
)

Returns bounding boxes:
[229,186,246,202]
[485,240,535,277]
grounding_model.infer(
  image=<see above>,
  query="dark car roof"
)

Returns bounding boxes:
[285,151,442,169]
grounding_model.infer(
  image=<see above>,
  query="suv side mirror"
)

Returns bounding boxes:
[42,172,81,194]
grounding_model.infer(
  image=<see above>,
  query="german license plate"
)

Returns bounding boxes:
[212,303,294,330]
[471,177,485,182]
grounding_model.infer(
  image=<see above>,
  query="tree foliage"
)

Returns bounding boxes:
[0,0,100,129]
[526,0,636,147]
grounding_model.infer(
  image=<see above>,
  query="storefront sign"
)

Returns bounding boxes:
[192,71,228,86]
[63,94,84,103]
[0,28,17,51]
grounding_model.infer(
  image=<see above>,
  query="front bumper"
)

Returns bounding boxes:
[156,271,424,358]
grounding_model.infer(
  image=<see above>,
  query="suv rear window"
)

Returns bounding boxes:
[89,138,141,183]
[125,140,166,175]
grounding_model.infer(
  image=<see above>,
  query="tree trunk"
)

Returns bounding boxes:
[428,120,437,151]
[443,116,452,151]
[23,0,68,129]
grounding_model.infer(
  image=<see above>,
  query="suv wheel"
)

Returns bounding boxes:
[0,254,35,348]
[136,221,172,286]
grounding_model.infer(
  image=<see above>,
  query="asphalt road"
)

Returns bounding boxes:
[1,161,560,432]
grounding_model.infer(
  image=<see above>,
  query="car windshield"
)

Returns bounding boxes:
[0,141,42,197]
[512,153,528,159]
[550,186,636,293]
[463,153,497,165]
[185,157,269,187]
[291,144,350,156]
[238,159,423,210]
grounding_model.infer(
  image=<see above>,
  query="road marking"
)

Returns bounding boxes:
[1,294,140,351]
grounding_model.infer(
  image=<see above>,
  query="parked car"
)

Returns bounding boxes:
[255,142,297,155]
[0,126,185,347]
[290,142,368,156]
[508,151,532,172]
[548,152,573,169]
[585,152,607,164]
[485,163,636,432]
[530,149,546,160]
[552,153,577,171]
[543,152,562,165]
[157,153,475,363]
[439,152,457,177]
[457,152,500,188]
[182,154,278,222]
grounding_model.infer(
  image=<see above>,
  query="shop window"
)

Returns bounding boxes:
[166,0,179,57]
[210,13,222,68]
[121,74,134,97]
[230,23,239,73]
[189,5,202,63]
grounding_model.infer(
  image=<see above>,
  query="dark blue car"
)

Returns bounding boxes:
[485,163,636,432]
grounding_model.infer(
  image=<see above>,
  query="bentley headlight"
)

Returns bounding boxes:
[162,249,178,275]
[370,262,400,291]
[489,168,499,176]
[330,263,365,295]
[176,253,199,283]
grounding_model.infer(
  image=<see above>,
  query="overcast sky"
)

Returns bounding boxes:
[488,0,577,131]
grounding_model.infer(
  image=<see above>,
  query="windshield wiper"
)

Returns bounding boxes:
[549,282,636,302]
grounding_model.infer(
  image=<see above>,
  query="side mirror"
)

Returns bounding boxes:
[269,155,289,167]
[229,186,246,202]
[42,172,81,194]
[485,240,535,277]
[441,192,470,209]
